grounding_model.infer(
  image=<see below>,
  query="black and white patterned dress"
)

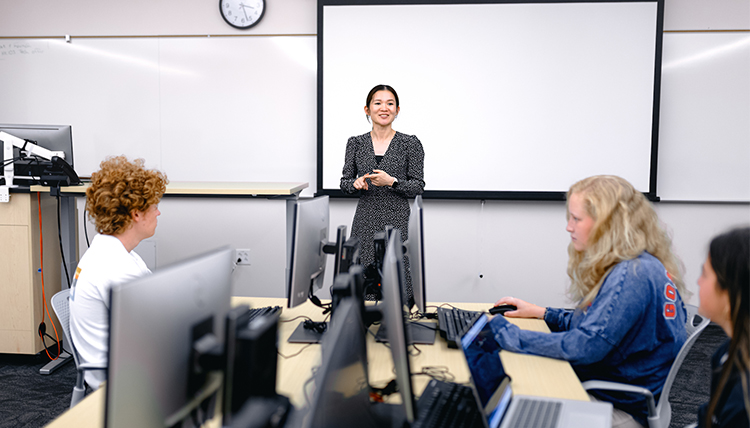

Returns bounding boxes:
[340,131,425,303]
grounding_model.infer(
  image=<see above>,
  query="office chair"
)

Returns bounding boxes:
[581,304,710,428]
[50,289,105,408]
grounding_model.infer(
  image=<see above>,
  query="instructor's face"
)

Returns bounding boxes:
[365,90,399,127]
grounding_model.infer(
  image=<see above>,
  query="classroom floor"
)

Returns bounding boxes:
[0,324,728,428]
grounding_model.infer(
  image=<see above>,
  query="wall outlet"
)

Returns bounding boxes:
[235,249,251,265]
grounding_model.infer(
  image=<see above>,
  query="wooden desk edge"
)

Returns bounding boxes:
[30,182,309,196]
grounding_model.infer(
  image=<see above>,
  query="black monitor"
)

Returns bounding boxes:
[375,225,436,346]
[105,247,234,428]
[379,229,418,424]
[286,196,362,343]
[222,305,282,427]
[405,195,426,315]
[290,291,380,428]
[286,196,330,308]
[0,123,80,188]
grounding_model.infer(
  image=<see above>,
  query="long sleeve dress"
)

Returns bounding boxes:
[340,131,425,303]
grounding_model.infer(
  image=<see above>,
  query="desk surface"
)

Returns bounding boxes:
[46,297,588,428]
[30,181,309,197]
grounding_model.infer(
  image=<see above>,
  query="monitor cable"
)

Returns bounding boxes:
[83,208,91,248]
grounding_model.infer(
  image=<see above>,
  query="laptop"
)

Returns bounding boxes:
[459,314,613,428]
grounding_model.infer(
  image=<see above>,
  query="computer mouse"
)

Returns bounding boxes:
[489,304,517,316]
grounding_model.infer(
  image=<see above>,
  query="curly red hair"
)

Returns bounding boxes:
[86,156,168,235]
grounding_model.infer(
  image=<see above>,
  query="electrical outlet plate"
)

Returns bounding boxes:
[235,249,251,265]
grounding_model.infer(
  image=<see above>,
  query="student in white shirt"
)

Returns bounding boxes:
[69,155,168,390]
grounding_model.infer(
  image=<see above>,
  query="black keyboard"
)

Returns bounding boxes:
[437,307,483,348]
[412,379,482,428]
[246,305,282,324]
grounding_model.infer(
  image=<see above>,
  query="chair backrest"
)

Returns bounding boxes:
[50,289,82,368]
[651,304,710,428]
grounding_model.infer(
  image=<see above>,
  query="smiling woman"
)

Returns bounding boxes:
[339,84,425,304]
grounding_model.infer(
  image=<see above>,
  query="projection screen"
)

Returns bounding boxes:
[317,0,663,200]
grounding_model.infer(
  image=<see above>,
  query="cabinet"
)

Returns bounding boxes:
[0,192,63,354]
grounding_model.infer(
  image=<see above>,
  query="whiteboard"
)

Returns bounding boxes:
[658,32,750,202]
[0,36,317,184]
[319,1,660,197]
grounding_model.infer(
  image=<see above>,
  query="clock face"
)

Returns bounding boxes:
[220,0,265,29]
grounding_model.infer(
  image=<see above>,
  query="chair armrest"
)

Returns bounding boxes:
[581,380,657,417]
[683,424,697,428]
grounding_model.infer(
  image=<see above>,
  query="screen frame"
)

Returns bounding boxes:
[316,0,664,201]
[105,247,234,428]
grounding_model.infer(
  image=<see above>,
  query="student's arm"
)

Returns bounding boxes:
[489,263,646,365]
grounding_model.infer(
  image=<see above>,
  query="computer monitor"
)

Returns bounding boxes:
[222,306,282,427]
[0,123,79,187]
[286,196,331,309]
[379,229,418,424]
[405,195,426,315]
[286,196,363,343]
[105,247,234,428]
[291,291,377,428]
[375,225,435,345]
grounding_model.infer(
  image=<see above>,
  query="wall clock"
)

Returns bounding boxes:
[219,0,265,29]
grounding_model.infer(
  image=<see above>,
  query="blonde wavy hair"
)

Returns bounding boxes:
[566,175,686,308]
[86,156,168,236]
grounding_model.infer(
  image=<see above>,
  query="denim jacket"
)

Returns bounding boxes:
[489,252,687,425]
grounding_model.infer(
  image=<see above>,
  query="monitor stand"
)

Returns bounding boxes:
[287,321,327,344]
[374,321,436,345]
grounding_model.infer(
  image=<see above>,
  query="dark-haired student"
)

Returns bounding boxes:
[695,226,750,428]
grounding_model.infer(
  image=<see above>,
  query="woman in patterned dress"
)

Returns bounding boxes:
[340,84,425,304]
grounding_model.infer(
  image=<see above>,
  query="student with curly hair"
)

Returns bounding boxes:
[696,226,750,428]
[69,156,168,390]
[492,175,688,428]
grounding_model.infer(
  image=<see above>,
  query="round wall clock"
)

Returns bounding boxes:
[219,0,266,29]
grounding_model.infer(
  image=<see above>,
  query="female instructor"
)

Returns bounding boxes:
[340,84,425,304]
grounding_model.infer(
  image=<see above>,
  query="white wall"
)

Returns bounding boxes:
[6,0,749,307]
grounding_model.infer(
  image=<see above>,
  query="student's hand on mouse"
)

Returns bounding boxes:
[494,297,545,319]
[368,169,395,187]
[354,175,370,190]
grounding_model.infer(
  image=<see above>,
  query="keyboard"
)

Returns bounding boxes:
[507,398,562,428]
[246,305,282,324]
[437,307,483,348]
[412,379,482,428]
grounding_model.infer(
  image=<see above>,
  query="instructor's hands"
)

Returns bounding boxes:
[354,170,396,190]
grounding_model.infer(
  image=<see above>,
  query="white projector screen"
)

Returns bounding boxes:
[318,0,663,200]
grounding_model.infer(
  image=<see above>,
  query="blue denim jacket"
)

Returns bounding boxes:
[489,252,687,425]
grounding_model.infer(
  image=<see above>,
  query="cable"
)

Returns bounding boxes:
[412,366,456,383]
[37,193,61,361]
[56,193,71,288]
[83,208,91,248]
[277,343,315,360]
